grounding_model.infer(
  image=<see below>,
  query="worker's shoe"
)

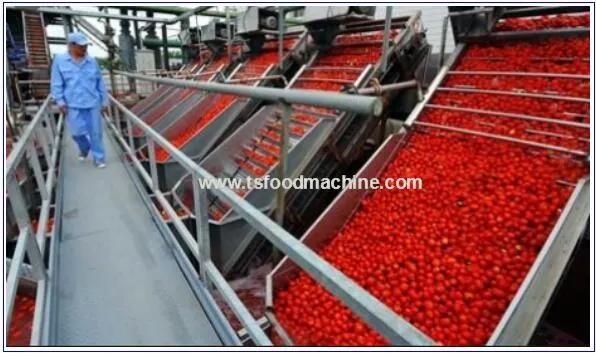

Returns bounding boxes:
[78,152,88,161]
[95,161,106,169]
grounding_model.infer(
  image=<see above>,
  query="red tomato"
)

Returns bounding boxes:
[273,19,589,346]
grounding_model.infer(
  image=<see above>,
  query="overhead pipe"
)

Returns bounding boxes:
[33,6,172,22]
[114,70,383,117]
[166,6,213,24]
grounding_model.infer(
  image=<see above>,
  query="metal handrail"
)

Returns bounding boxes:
[114,70,384,117]
[108,94,434,345]
[5,96,64,345]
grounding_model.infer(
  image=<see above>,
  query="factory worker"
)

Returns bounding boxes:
[51,32,108,168]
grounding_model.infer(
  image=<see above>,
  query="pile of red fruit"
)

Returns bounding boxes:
[155,94,237,161]
[430,35,589,152]
[132,52,230,137]
[131,53,210,115]
[444,74,589,98]
[155,39,298,162]
[275,129,587,346]
[8,294,36,346]
[206,31,396,221]
[458,37,589,74]
[274,19,589,346]
[233,38,298,81]
[293,31,389,115]
[495,13,589,32]
[31,217,55,234]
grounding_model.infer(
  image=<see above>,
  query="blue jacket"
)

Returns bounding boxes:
[51,53,108,109]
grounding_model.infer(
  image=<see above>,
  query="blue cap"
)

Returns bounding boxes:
[67,32,91,46]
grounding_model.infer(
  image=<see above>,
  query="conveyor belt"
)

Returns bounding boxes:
[51,125,222,345]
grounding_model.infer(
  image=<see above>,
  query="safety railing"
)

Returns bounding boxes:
[106,71,434,345]
[5,96,64,345]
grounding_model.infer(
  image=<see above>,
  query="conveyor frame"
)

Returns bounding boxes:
[106,74,430,344]
[268,8,591,346]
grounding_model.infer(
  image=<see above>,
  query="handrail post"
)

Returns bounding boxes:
[192,173,211,282]
[45,110,58,137]
[273,102,291,263]
[125,111,135,150]
[41,114,56,151]
[147,139,159,190]
[35,126,52,164]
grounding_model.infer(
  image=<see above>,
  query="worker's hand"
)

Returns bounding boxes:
[58,105,68,116]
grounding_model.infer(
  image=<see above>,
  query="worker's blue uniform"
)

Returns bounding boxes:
[51,53,108,163]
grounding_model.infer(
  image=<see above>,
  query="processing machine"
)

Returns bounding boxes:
[169,8,430,277]
[268,6,590,346]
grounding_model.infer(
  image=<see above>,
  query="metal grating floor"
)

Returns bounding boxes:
[53,124,222,345]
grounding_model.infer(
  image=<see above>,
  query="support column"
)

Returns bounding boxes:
[132,10,142,49]
[161,24,170,71]
[145,11,162,69]
[119,8,136,92]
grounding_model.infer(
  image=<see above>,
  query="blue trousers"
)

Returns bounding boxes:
[67,107,105,163]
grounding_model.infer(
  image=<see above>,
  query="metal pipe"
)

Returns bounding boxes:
[274,103,291,263]
[306,66,363,72]
[297,77,353,84]
[380,6,392,73]
[464,56,589,62]
[30,115,64,345]
[265,311,293,345]
[525,129,585,141]
[437,87,590,103]
[33,6,172,22]
[503,6,589,17]
[17,80,50,85]
[357,80,419,95]
[167,6,212,25]
[142,37,182,48]
[105,5,191,15]
[448,70,589,80]
[114,70,383,116]
[414,121,587,156]
[339,23,405,35]
[5,228,29,334]
[425,104,589,129]
[226,75,288,86]
[110,96,433,345]
[564,112,589,118]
